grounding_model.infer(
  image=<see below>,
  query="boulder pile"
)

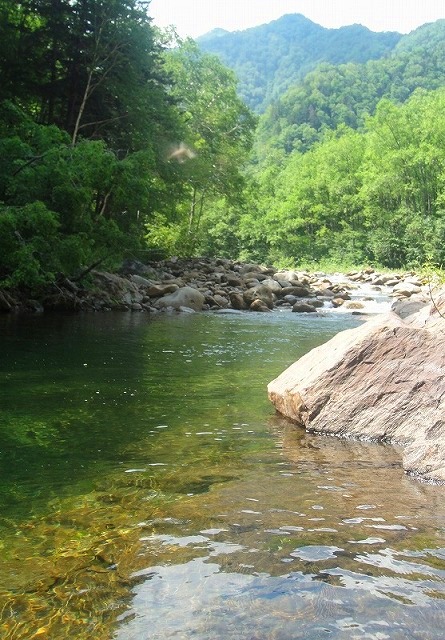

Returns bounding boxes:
[0,258,432,314]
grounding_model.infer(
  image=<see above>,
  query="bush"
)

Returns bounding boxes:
[0,202,61,288]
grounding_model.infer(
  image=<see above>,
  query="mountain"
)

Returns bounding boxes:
[198,14,402,112]
[197,28,230,42]
[394,18,445,53]
[254,19,445,158]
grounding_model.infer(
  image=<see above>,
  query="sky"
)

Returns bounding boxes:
[148,0,444,39]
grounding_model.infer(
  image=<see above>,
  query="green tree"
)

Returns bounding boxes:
[247,127,366,266]
[0,1,177,152]
[0,3,187,288]
[157,38,256,255]
[361,90,445,266]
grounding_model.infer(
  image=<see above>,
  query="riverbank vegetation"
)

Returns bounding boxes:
[0,1,254,290]
[1,2,445,294]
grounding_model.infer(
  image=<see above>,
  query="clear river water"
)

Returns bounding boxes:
[1,309,445,640]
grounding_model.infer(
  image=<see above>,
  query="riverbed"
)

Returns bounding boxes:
[1,310,445,639]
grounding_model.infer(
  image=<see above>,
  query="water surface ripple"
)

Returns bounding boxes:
[0,311,444,639]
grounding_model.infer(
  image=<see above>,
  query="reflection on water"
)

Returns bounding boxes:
[115,422,445,639]
[0,311,444,639]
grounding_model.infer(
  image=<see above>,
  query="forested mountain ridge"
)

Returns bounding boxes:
[198,13,402,112]
[194,19,445,272]
[255,19,445,159]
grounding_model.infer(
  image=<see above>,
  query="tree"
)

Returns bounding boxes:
[246,127,367,266]
[0,1,177,153]
[158,39,256,254]
[361,90,445,266]
[0,3,185,288]
[244,88,445,269]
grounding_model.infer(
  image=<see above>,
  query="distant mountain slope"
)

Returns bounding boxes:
[198,14,402,112]
[254,19,445,158]
[394,18,445,52]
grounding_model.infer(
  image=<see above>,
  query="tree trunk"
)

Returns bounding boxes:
[189,186,197,233]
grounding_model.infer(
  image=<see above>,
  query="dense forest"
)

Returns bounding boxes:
[255,20,445,156]
[1,2,445,295]
[0,0,254,289]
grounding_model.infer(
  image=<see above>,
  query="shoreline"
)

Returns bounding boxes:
[0,257,430,316]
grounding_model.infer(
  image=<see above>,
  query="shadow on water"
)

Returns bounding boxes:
[0,310,444,639]
[0,310,362,522]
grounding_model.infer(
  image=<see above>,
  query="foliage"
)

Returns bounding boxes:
[243,89,445,269]
[0,0,177,150]
[0,103,162,286]
[0,202,61,288]
[2,5,445,288]
[0,1,186,289]
[158,39,256,256]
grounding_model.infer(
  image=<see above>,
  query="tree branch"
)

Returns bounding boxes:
[73,258,105,283]
[78,112,129,131]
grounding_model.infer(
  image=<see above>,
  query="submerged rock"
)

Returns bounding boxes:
[268,290,445,483]
[292,302,317,313]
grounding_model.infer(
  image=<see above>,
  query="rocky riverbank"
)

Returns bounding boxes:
[0,257,432,314]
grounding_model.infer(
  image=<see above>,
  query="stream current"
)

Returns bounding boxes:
[0,306,444,639]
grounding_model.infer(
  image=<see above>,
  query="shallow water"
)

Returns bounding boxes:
[0,310,444,639]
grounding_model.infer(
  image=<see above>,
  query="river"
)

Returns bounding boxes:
[1,309,445,639]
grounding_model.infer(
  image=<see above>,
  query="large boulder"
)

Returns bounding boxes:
[243,284,275,309]
[91,271,143,308]
[281,285,311,298]
[250,299,272,312]
[146,283,180,297]
[0,290,15,312]
[268,290,445,482]
[392,281,422,298]
[274,270,304,284]
[229,292,248,311]
[261,278,283,295]
[292,302,317,313]
[155,286,205,311]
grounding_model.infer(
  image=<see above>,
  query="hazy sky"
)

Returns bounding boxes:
[149,0,444,38]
